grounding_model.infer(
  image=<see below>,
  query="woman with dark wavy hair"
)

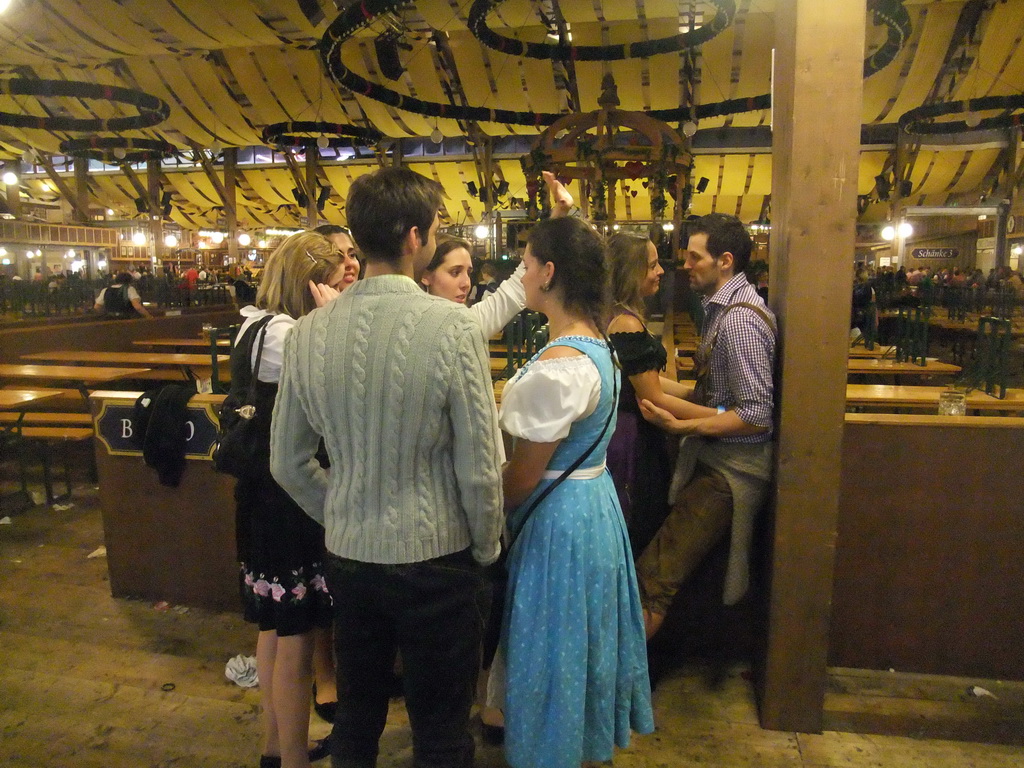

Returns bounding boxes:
[495,216,653,768]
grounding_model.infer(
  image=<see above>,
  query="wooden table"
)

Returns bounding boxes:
[0,388,66,410]
[22,350,228,384]
[676,356,961,377]
[846,358,961,376]
[133,337,231,350]
[846,384,1024,412]
[847,345,895,358]
[0,364,152,387]
[23,350,227,368]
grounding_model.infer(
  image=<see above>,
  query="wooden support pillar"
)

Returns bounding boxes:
[74,157,91,224]
[758,0,866,733]
[305,146,319,228]
[4,159,21,219]
[224,148,238,265]
[38,155,90,223]
[147,160,163,268]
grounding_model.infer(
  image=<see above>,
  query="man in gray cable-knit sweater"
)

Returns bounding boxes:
[271,167,503,768]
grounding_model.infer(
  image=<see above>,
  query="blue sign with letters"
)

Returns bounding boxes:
[94,401,219,459]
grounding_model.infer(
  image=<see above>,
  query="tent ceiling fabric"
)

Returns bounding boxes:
[0,0,1019,227]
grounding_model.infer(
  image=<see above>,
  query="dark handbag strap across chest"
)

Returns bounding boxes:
[693,301,777,385]
[228,315,274,404]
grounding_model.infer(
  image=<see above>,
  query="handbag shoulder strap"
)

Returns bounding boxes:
[243,314,275,402]
[509,346,618,549]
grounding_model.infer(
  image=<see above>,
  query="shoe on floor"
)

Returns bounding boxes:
[312,682,337,724]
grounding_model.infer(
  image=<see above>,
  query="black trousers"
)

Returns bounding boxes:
[325,548,491,768]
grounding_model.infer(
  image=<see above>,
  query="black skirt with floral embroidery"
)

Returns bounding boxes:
[233,382,332,636]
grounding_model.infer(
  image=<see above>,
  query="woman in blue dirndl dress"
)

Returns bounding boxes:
[497,217,653,768]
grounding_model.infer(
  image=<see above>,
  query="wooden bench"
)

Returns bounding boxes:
[12,425,94,505]
[0,412,93,426]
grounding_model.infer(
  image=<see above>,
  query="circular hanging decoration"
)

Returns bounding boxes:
[864,0,912,77]
[467,0,735,60]
[319,1,906,127]
[59,137,178,163]
[899,94,1024,135]
[319,0,746,126]
[0,79,170,131]
[261,121,382,149]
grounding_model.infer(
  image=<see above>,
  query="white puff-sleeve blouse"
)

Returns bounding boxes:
[499,354,602,443]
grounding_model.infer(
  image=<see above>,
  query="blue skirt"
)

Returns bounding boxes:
[503,470,655,768]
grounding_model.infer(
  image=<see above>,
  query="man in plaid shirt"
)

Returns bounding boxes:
[636,213,776,641]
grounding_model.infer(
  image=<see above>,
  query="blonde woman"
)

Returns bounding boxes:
[605,233,711,555]
[230,231,346,768]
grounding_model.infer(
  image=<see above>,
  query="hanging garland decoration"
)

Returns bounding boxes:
[261,121,382,149]
[899,94,1024,135]
[59,137,178,163]
[319,0,907,127]
[0,79,169,131]
[864,0,912,77]
[467,0,735,60]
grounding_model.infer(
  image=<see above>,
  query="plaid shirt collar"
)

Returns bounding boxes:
[702,273,753,313]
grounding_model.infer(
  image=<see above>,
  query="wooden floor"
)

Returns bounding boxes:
[1,483,1023,768]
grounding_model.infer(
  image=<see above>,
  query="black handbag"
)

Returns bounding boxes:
[212,315,274,479]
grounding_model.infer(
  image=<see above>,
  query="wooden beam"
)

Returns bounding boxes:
[4,159,21,219]
[37,155,90,223]
[305,146,319,228]
[224,148,238,263]
[186,140,235,220]
[120,164,149,205]
[281,150,310,209]
[759,0,866,733]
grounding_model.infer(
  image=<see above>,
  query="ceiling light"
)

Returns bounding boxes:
[257,239,267,249]
[881,225,895,241]
[898,222,913,238]
[474,224,489,239]
[164,234,179,248]
[132,232,147,246]
[662,222,675,232]
[106,208,115,216]
[211,231,225,244]
[238,232,251,246]
[2,171,18,186]
[682,121,698,138]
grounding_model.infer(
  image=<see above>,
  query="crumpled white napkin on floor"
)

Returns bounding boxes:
[225,654,259,687]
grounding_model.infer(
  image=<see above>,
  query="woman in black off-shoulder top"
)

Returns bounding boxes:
[606,234,706,556]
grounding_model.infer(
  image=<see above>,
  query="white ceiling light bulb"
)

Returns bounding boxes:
[881,225,895,241]
[132,231,147,246]
[430,127,444,144]
[209,140,222,155]
[164,234,179,248]
[682,120,698,138]
[2,171,18,186]
[898,221,913,239]
[965,112,981,128]
[238,232,252,246]
[211,231,225,244]
[257,239,267,249]
[474,224,489,239]
[113,147,127,160]
[316,136,330,150]
[34,248,41,256]
[662,222,675,232]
